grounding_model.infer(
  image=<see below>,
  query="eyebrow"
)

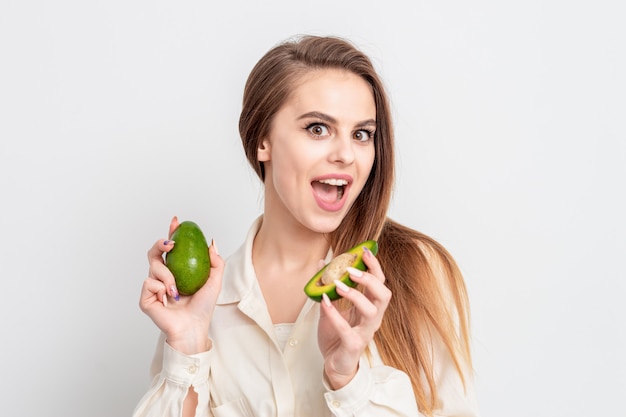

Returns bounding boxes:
[297,111,376,127]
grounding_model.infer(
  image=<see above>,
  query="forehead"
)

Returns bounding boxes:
[283,69,376,119]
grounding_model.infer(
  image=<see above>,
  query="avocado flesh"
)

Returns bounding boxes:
[165,221,211,295]
[304,240,378,302]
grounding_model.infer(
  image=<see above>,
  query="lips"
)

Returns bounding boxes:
[311,175,352,212]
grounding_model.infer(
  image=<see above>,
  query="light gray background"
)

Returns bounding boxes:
[1,1,624,416]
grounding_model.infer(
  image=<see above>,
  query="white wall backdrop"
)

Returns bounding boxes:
[1,1,624,416]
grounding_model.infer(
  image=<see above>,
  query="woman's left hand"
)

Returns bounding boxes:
[317,246,392,390]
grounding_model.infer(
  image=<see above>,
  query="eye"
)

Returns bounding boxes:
[354,129,375,143]
[306,123,330,137]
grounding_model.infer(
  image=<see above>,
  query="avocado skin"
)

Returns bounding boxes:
[304,240,378,302]
[165,221,211,295]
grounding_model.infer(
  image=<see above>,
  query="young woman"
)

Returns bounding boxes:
[134,35,479,416]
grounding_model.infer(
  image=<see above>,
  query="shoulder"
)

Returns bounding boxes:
[379,218,457,269]
[378,218,465,302]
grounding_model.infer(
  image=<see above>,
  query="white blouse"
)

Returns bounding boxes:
[273,323,295,352]
[132,217,480,417]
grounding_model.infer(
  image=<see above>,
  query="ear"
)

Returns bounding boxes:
[257,138,271,162]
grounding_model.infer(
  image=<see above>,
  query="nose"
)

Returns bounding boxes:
[329,132,355,165]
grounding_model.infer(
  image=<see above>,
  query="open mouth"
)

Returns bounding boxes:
[311,178,348,203]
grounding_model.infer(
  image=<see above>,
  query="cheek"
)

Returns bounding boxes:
[269,147,306,194]
[271,145,298,176]
[360,148,376,178]
[350,149,375,197]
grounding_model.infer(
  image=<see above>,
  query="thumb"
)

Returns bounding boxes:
[168,216,180,238]
[194,239,225,298]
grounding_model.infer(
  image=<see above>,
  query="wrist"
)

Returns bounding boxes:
[167,337,211,355]
[324,362,358,390]
[166,329,211,355]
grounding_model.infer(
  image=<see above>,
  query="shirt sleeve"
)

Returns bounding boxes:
[429,334,480,417]
[323,356,420,416]
[322,341,480,417]
[132,333,213,417]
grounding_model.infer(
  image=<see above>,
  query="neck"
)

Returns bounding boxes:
[252,210,331,325]
[253,212,330,271]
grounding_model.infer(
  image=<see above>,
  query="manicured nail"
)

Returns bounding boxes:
[334,279,351,293]
[212,239,219,256]
[322,293,332,307]
[164,240,175,246]
[170,285,180,301]
[346,266,363,277]
[363,246,371,256]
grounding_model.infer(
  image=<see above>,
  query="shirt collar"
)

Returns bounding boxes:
[216,215,263,304]
[216,215,335,304]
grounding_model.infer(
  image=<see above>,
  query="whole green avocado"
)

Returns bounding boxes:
[165,221,211,295]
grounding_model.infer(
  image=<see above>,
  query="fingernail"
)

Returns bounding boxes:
[164,240,175,246]
[346,266,363,277]
[322,293,332,307]
[363,246,371,256]
[162,294,168,308]
[212,239,219,256]
[334,279,351,293]
[170,285,180,301]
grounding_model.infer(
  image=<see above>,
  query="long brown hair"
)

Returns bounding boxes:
[239,35,472,415]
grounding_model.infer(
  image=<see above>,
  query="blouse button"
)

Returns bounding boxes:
[331,400,341,408]
[187,364,198,374]
[288,338,299,347]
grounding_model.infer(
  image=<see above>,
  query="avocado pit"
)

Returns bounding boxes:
[320,253,357,285]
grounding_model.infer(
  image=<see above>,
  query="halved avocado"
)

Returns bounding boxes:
[304,240,378,302]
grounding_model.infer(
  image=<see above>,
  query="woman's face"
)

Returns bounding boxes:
[258,69,376,234]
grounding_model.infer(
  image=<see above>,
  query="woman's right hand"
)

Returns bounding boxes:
[139,216,225,354]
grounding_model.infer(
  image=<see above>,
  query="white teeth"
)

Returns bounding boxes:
[318,179,348,186]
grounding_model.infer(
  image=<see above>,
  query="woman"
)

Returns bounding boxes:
[134,35,479,416]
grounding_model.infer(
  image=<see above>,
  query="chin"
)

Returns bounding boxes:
[305,214,345,235]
